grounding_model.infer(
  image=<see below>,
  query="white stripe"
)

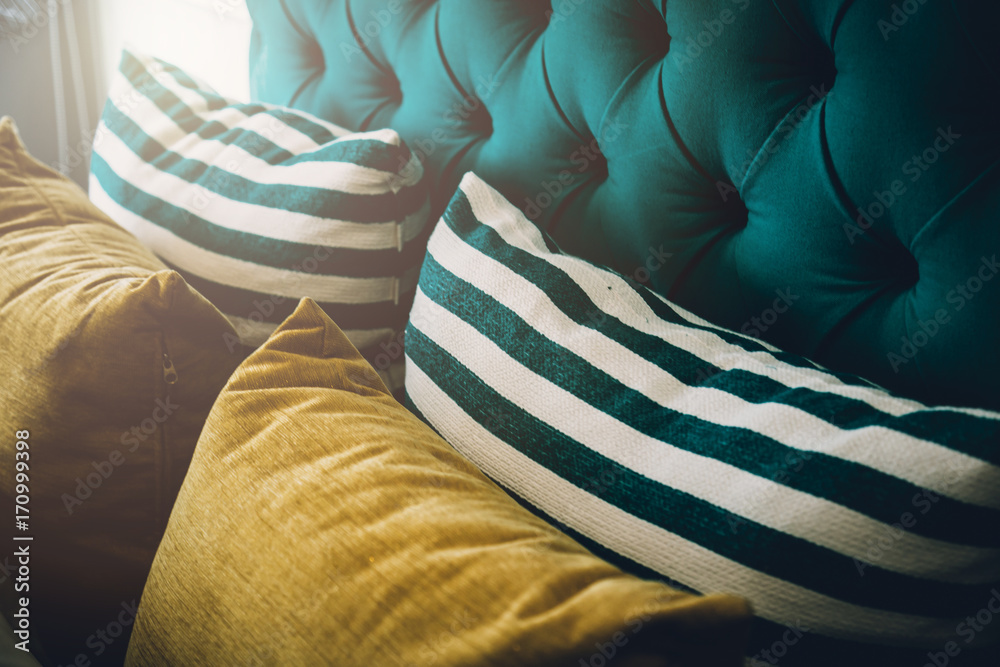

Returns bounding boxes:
[460,173,1000,422]
[89,177,420,303]
[106,68,209,148]
[424,220,1000,510]
[128,51,353,139]
[141,52,414,169]
[409,289,1000,583]
[107,66,424,195]
[123,58,326,156]
[404,361,964,647]
[96,124,429,249]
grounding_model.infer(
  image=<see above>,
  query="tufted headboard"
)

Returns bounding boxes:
[245,0,1000,411]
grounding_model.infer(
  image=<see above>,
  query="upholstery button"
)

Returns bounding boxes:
[472,102,493,139]
[591,152,608,183]
[444,90,493,138]
[901,253,920,288]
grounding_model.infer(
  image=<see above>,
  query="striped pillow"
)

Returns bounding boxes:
[89,50,429,392]
[404,173,1000,667]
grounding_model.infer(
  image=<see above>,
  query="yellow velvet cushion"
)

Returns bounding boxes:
[0,116,242,665]
[127,298,752,666]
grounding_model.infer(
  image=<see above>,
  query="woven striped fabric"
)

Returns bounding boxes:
[89,50,429,392]
[405,173,1000,666]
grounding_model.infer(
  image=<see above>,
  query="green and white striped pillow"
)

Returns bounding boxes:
[90,50,429,392]
[405,173,1000,667]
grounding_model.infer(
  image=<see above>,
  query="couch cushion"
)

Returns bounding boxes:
[0,116,241,666]
[126,297,752,667]
[90,49,430,394]
[404,172,1000,667]
[247,0,1000,411]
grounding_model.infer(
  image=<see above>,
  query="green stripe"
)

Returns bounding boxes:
[92,154,428,272]
[100,103,425,223]
[120,51,414,173]
[147,53,340,147]
[407,387,934,665]
[405,324,990,618]
[442,190,1000,464]
[123,53,332,151]
[418,251,1000,548]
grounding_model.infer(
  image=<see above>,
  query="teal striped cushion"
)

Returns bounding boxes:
[405,173,1000,667]
[89,50,429,392]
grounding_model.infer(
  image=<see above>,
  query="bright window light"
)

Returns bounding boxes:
[95,0,251,101]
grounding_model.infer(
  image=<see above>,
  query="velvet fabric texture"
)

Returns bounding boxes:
[0,116,242,665]
[126,298,752,666]
[246,0,1000,411]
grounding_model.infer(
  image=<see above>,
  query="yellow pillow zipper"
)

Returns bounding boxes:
[162,350,178,385]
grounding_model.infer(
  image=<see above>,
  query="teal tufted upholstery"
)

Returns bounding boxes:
[246,0,1000,411]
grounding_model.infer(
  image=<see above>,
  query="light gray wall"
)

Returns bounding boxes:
[1,0,251,189]
[0,1,102,187]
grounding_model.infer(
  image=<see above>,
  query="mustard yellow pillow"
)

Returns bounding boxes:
[0,116,242,665]
[126,298,751,666]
